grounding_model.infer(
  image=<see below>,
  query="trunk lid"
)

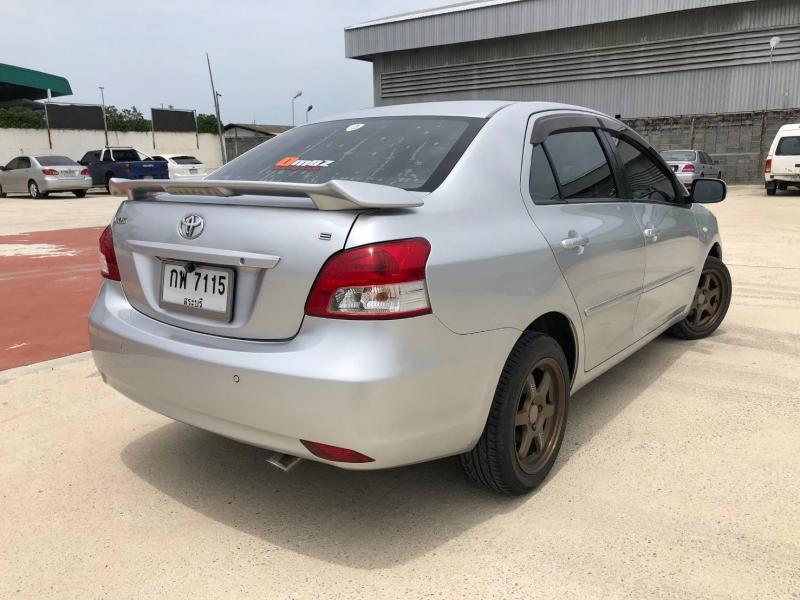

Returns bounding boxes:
[112,197,359,340]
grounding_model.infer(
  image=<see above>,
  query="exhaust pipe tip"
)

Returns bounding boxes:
[265,451,303,472]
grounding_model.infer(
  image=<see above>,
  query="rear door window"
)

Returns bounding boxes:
[543,130,617,200]
[776,136,800,156]
[18,157,31,169]
[212,117,485,192]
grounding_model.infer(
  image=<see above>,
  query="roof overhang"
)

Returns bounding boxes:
[345,0,757,59]
[0,63,72,102]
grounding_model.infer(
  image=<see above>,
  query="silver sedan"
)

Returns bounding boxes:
[661,149,723,187]
[0,155,93,198]
[90,101,731,494]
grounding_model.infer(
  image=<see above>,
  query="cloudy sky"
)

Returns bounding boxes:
[1,0,446,125]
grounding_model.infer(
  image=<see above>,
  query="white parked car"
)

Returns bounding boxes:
[151,154,209,180]
[765,123,800,195]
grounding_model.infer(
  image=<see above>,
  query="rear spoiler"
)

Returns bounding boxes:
[109,178,424,211]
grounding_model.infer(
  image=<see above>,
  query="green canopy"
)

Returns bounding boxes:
[0,63,72,102]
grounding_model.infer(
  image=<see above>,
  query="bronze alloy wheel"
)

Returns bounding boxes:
[668,255,731,340]
[687,268,725,331]
[514,357,566,475]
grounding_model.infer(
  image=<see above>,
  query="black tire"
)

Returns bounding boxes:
[105,173,114,193]
[73,190,87,198]
[766,183,777,196]
[460,332,569,495]
[668,255,732,340]
[0,185,6,198]
[28,180,46,199]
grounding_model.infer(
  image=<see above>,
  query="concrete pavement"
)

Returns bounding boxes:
[1,186,798,599]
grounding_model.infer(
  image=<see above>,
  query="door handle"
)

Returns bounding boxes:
[561,234,589,253]
[643,227,659,242]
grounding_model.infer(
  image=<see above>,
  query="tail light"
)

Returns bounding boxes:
[682,164,696,173]
[305,238,432,320]
[765,159,772,173]
[99,225,120,281]
[300,440,374,463]
[80,168,90,176]
[41,168,59,176]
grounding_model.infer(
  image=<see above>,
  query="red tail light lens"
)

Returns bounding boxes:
[765,159,772,173]
[99,225,120,281]
[80,168,90,176]
[682,164,696,173]
[305,238,432,320]
[41,168,59,176]
[300,440,374,463]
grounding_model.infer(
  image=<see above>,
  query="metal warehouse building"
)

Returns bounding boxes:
[345,0,800,182]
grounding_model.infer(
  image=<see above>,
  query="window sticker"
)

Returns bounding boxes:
[274,156,335,170]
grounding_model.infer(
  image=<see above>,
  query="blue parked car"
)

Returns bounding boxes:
[79,147,169,191]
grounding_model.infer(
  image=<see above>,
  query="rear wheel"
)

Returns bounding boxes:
[29,180,47,199]
[766,182,777,196]
[73,190,87,198]
[0,185,6,198]
[105,173,114,193]
[460,332,569,495]
[668,256,731,340]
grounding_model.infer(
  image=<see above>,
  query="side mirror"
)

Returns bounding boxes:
[691,178,726,204]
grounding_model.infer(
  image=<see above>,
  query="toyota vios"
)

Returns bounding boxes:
[90,102,731,494]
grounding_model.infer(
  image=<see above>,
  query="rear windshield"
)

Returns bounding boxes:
[36,156,78,166]
[776,136,800,156]
[172,156,202,164]
[661,150,696,162]
[211,117,485,191]
[111,149,142,162]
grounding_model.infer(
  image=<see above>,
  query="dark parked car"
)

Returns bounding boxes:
[79,147,169,190]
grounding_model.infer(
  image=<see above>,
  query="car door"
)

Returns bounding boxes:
[602,131,701,338]
[522,113,646,371]
[1,158,19,192]
[16,157,33,192]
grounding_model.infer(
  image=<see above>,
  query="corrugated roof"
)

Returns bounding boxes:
[223,123,293,135]
[345,0,757,58]
[0,63,72,101]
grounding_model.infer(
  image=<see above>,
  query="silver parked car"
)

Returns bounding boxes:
[0,155,93,198]
[661,149,722,188]
[90,101,731,494]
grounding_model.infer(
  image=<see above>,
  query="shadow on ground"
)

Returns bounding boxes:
[121,336,691,569]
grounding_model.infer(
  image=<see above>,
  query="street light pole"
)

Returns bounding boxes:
[305,104,313,123]
[99,86,108,146]
[292,90,302,126]
[767,36,781,111]
[206,53,227,164]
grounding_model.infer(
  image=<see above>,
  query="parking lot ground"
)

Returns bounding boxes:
[1,186,799,599]
[0,227,103,371]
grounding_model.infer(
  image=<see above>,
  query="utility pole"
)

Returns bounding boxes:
[305,104,313,123]
[292,90,302,126]
[206,53,227,164]
[99,86,109,146]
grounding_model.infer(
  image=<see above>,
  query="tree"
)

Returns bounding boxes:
[196,113,220,134]
[105,105,151,132]
[0,106,47,129]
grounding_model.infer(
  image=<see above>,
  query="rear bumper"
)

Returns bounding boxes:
[41,176,92,191]
[675,172,699,185]
[89,281,515,469]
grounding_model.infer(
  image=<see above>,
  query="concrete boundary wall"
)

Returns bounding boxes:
[0,129,224,169]
[624,109,800,183]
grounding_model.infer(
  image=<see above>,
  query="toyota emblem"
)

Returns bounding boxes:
[179,214,204,240]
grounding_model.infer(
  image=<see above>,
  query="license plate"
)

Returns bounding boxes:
[189,168,198,174]
[159,261,235,321]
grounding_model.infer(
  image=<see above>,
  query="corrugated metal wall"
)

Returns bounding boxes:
[367,0,800,117]
[345,0,754,58]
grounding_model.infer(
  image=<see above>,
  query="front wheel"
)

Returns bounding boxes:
[29,180,47,199]
[668,256,732,340]
[460,332,569,495]
[73,190,87,198]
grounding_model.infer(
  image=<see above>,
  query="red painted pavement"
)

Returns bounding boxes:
[0,227,104,371]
